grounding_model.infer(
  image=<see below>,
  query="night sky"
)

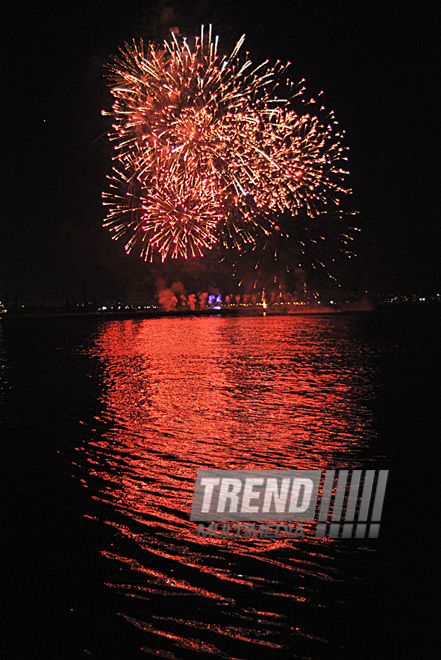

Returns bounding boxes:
[3,0,438,305]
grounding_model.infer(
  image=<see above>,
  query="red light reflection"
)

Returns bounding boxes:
[85,316,375,542]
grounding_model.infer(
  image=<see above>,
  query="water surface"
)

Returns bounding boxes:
[2,309,439,658]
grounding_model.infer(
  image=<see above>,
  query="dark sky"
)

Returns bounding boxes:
[3,0,439,305]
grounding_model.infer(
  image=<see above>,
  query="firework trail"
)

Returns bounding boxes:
[227,209,360,299]
[102,26,351,262]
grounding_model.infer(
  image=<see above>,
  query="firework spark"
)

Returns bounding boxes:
[102,26,350,261]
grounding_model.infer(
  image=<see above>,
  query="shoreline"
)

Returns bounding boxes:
[3,301,439,321]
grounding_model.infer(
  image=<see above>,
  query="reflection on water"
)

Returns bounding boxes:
[3,309,439,658]
[74,316,383,658]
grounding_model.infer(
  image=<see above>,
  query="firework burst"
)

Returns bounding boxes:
[102,26,351,261]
